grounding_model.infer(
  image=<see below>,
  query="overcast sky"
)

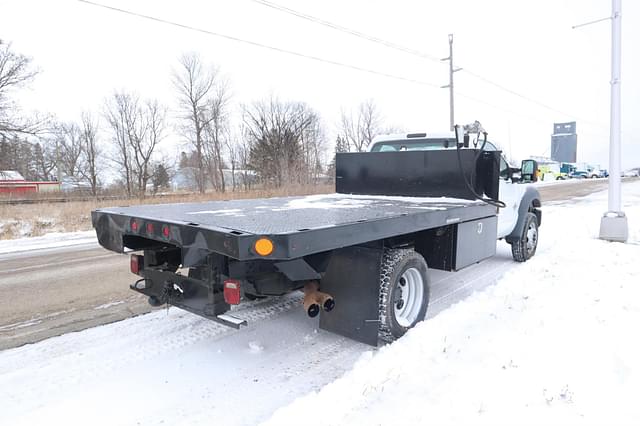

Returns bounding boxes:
[1,0,639,168]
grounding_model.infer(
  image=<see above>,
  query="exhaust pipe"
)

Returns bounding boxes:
[317,291,335,312]
[303,281,335,317]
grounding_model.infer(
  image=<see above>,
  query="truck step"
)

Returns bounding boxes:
[216,314,248,329]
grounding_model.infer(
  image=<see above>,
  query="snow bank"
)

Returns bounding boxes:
[264,181,640,426]
[0,230,97,254]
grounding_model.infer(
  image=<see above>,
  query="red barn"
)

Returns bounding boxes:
[0,171,61,194]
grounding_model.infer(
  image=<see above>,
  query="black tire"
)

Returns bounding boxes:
[511,212,539,262]
[379,248,430,342]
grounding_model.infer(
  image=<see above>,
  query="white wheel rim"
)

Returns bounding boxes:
[393,267,424,327]
[526,221,538,253]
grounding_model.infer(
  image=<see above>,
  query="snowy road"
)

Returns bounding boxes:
[0,244,151,350]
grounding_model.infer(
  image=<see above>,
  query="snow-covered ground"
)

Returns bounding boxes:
[266,181,640,426]
[1,182,639,426]
[0,230,96,255]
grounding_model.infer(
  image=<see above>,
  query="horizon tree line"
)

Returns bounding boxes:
[0,42,400,196]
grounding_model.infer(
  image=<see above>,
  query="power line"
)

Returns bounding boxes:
[77,0,442,90]
[76,1,608,134]
[460,69,606,128]
[246,0,444,63]
[246,0,607,128]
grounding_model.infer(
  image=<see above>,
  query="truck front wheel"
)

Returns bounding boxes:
[379,249,430,342]
[511,212,539,262]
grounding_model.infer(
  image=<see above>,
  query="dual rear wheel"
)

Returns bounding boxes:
[378,249,430,341]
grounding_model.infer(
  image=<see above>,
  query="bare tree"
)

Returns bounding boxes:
[55,122,84,178]
[79,111,101,195]
[104,91,135,196]
[131,99,166,196]
[104,91,165,197]
[299,112,326,184]
[225,129,241,191]
[339,99,383,152]
[0,41,42,137]
[202,86,230,193]
[31,139,57,181]
[235,130,254,190]
[243,97,323,187]
[173,53,227,193]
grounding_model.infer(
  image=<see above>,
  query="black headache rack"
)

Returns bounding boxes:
[336,149,501,200]
[91,149,502,344]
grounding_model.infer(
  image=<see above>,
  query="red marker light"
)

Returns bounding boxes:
[130,254,143,275]
[131,220,139,232]
[223,279,241,305]
[146,223,154,234]
[162,225,170,238]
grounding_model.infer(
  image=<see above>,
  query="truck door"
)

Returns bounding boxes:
[496,156,525,238]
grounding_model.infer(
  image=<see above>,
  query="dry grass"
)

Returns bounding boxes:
[0,185,333,240]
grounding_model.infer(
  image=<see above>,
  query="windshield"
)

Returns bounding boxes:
[370,138,456,152]
[370,137,500,152]
[371,137,509,177]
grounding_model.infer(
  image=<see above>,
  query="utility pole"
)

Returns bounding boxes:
[599,0,628,242]
[441,34,461,131]
[573,1,627,242]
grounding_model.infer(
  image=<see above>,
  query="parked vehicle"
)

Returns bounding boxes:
[560,162,576,175]
[537,163,565,181]
[622,168,640,177]
[61,176,93,192]
[92,124,542,345]
[569,171,588,179]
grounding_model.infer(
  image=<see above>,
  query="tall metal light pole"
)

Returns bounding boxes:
[441,34,461,131]
[599,0,628,242]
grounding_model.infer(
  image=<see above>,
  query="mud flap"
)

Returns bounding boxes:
[319,246,383,346]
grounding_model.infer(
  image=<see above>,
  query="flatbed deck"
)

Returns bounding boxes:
[92,193,496,261]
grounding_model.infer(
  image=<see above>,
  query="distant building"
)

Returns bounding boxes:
[551,121,577,163]
[0,170,61,194]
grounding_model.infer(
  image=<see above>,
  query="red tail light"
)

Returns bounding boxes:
[131,220,139,232]
[223,279,241,305]
[162,225,170,238]
[130,254,144,275]
[146,223,154,234]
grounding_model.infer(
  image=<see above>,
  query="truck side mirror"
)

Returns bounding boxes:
[521,159,538,182]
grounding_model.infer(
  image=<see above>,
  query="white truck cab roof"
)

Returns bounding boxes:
[369,132,504,153]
